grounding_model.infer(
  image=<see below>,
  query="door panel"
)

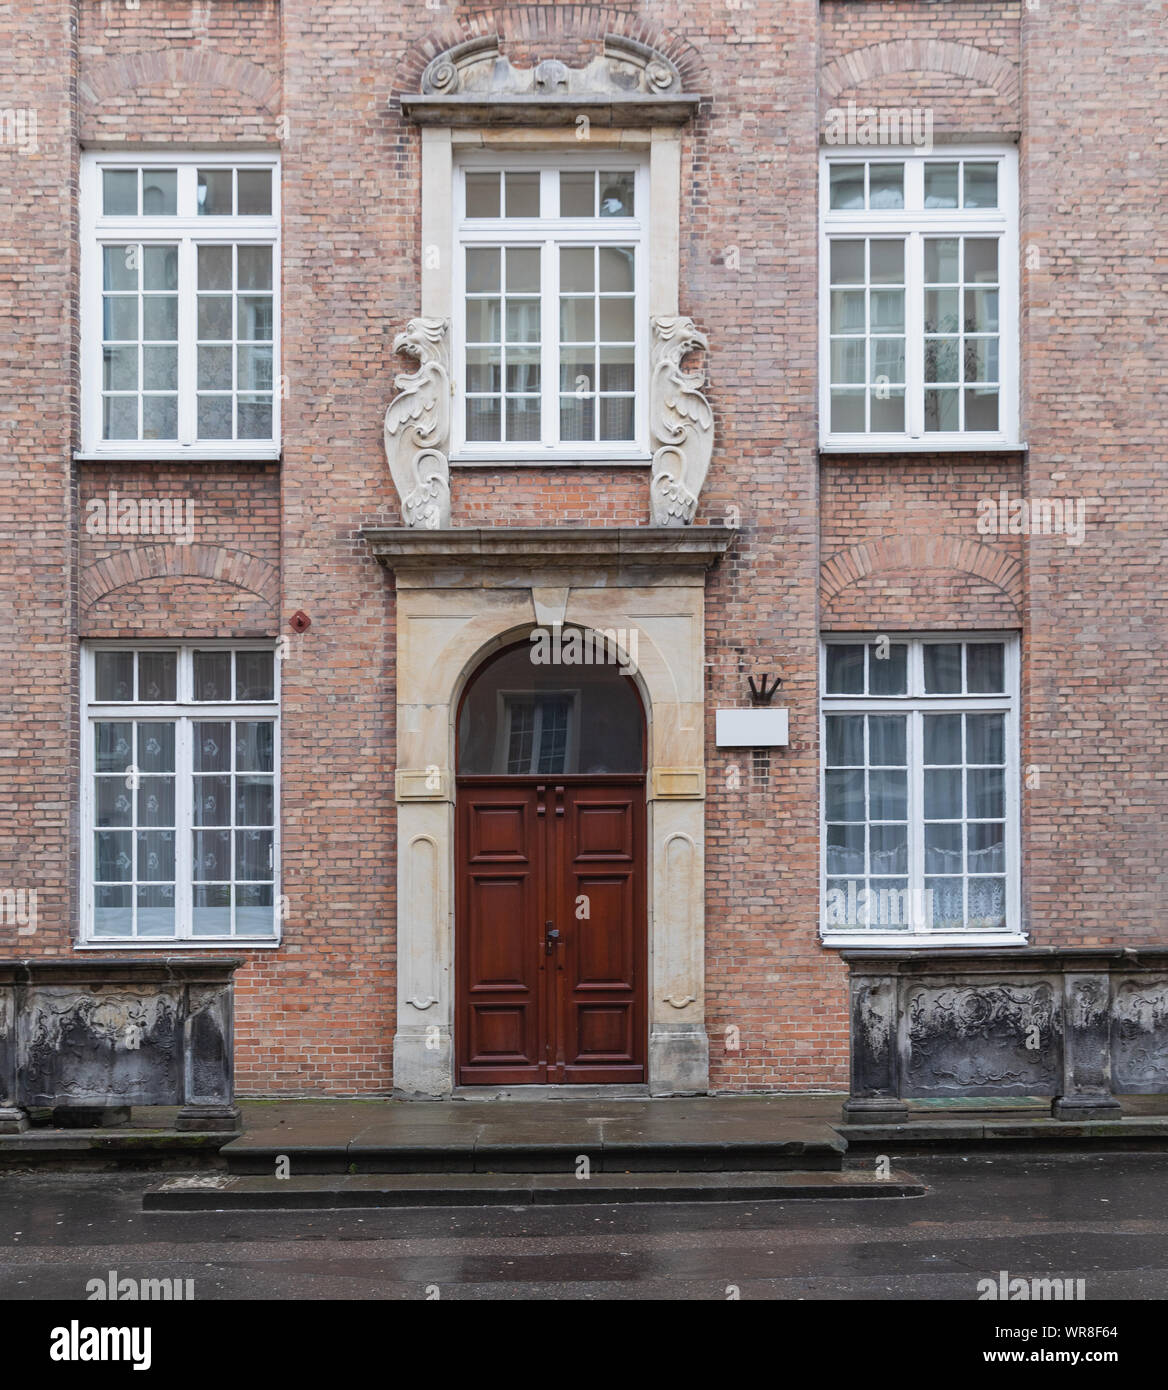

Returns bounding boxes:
[456,778,645,1085]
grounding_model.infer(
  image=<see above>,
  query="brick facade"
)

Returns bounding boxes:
[2,0,1164,1094]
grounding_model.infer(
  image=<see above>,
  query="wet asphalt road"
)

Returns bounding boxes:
[1,1152,1166,1301]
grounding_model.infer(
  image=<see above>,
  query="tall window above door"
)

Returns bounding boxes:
[819,148,1019,451]
[80,152,280,460]
[453,156,649,461]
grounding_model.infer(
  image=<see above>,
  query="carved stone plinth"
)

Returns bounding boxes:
[649,316,713,526]
[0,958,241,1124]
[383,317,451,529]
[842,949,1168,1122]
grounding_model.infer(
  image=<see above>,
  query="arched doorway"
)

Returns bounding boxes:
[455,635,647,1084]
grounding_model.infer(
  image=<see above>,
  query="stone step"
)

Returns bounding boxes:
[145,1168,926,1211]
[220,1133,848,1176]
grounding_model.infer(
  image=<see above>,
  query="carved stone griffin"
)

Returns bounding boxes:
[649,316,713,527]
[383,316,452,529]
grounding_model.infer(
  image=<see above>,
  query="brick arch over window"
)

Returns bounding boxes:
[820,40,1019,107]
[393,4,703,97]
[80,49,281,115]
[80,544,279,616]
[820,535,1022,624]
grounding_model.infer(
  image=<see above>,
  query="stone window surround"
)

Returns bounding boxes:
[421,122,683,467]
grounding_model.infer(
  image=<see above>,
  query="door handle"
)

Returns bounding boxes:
[545,921,560,954]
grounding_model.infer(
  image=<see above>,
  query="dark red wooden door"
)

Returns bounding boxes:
[456,777,646,1085]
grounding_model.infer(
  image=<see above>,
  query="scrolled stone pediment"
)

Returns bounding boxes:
[403,34,699,126]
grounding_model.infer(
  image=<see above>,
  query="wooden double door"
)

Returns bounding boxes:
[455,777,647,1085]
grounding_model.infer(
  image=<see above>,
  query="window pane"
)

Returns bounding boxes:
[826,823,865,875]
[194,721,231,772]
[963,162,997,209]
[825,644,864,694]
[465,172,500,218]
[95,885,132,937]
[237,168,272,215]
[869,768,907,820]
[869,240,903,284]
[236,721,275,772]
[964,238,998,284]
[831,339,864,385]
[505,246,540,292]
[95,831,133,881]
[825,713,864,766]
[870,824,908,875]
[927,876,965,928]
[504,172,540,218]
[559,170,594,217]
[925,822,963,874]
[924,713,962,765]
[103,168,137,216]
[137,884,175,937]
[197,167,233,215]
[967,876,1006,928]
[823,647,862,700]
[599,246,635,293]
[829,163,864,210]
[237,395,273,440]
[559,298,594,342]
[924,238,959,283]
[924,387,959,432]
[143,346,177,391]
[868,163,903,209]
[825,768,864,822]
[142,245,178,291]
[925,289,959,334]
[237,884,276,937]
[137,650,176,701]
[967,642,1005,693]
[198,243,232,291]
[964,288,999,333]
[193,883,232,936]
[235,650,274,701]
[466,397,501,441]
[466,247,500,293]
[95,651,134,702]
[830,390,865,432]
[198,295,232,340]
[96,778,133,827]
[923,643,963,693]
[829,240,865,284]
[968,822,1005,874]
[869,291,904,333]
[194,776,231,827]
[966,712,1005,764]
[924,768,963,820]
[193,650,231,701]
[965,390,999,431]
[238,245,273,291]
[236,777,274,826]
[598,172,634,216]
[95,721,133,771]
[560,246,593,292]
[141,170,177,215]
[465,299,501,343]
[506,299,541,343]
[968,767,1005,820]
[868,714,906,765]
[924,163,959,209]
[138,722,175,774]
[197,395,233,440]
[506,397,541,443]
[193,830,230,878]
[830,290,865,333]
[598,298,635,342]
[137,829,175,881]
[869,390,904,433]
[103,245,137,292]
[599,395,634,441]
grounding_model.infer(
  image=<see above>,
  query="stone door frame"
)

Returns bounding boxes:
[363,526,735,1097]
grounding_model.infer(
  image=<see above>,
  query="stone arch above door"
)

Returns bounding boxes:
[364,524,735,1096]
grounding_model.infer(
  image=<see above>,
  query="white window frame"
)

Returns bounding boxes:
[818,146,1020,452]
[79,640,281,947]
[79,150,281,461]
[451,150,651,463]
[819,633,1023,948]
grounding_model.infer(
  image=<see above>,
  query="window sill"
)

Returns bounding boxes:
[451,452,652,468]
[819,439,1026,455]
[75,446,282,463]
[821,930,1027,950]
[74,938,281,950]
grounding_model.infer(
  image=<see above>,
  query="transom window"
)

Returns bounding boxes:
[820,636,1020,945]
[82,644,280,944]
[819,149,1018,450]
[81,152,280,458]
[454,157,648,460]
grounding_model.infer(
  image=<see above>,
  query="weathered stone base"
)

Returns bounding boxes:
[393,1025,454,1100]
[0,1107,29,1134]
[841,1096,910,1125]
[1052,1095,1123,1122]
[176,1104,242,1133]
[649,1024,710,1096]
